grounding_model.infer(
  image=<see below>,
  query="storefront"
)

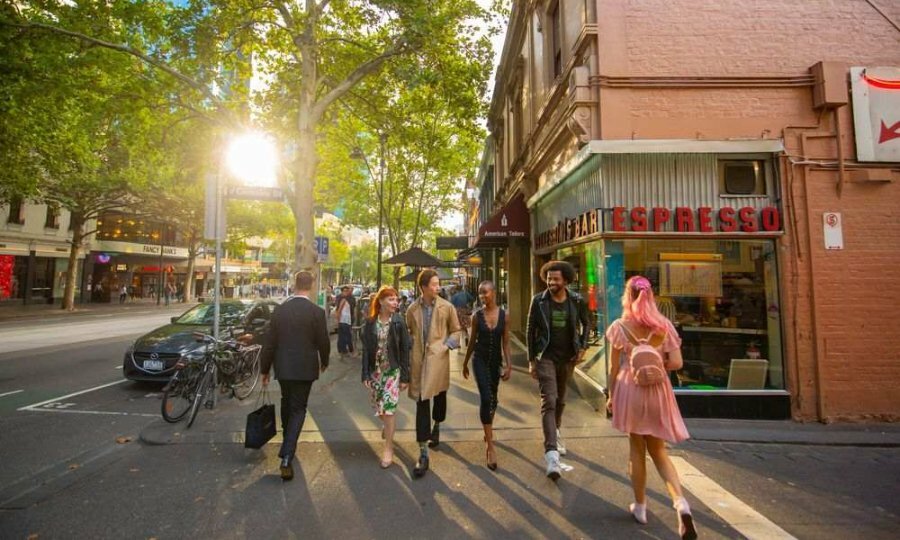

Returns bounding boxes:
[472,193,531,333]
[529,141,790,419]
[0,241,82,304]
[87,241,190,302]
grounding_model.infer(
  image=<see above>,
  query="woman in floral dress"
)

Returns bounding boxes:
[361,286,410,468]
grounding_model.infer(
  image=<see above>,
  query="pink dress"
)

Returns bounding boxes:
[605,319,689,443]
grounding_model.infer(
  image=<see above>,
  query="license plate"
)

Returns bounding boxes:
[143,360,165,371]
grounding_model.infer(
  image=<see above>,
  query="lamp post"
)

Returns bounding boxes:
[351,133,387,290]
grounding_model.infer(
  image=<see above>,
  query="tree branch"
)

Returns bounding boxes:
[4,21,240,128]
[311,42,409,121]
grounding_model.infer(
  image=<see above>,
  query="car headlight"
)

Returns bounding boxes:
[183,350,205,363]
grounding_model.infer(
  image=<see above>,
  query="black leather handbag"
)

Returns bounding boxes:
[244,390,276,449]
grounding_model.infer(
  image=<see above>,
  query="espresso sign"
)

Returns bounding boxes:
[610,206,781,233]
[534,206,781,250]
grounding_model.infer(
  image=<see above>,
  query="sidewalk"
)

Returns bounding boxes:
[0,297,198,322]
[141,338,900,449]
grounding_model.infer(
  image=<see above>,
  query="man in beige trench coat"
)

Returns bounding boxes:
[406,268,462,478]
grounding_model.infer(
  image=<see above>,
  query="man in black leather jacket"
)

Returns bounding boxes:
[261,270,330,481]
[526,260,590,480]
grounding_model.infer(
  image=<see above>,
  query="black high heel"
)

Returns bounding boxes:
[485,436,497,471]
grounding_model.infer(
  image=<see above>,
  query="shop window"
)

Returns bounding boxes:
[6,197,25,225]
[603,238,784,392]
[719,160,766,196]
[45,204,60,229]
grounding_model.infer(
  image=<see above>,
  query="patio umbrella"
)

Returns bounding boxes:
[382,246,443,267]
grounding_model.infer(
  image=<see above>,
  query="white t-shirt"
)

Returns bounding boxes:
[339,299,352,325]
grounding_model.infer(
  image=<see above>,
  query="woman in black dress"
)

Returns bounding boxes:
[462,281,512,470]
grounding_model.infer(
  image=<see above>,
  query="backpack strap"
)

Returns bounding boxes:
[618,321,664,346]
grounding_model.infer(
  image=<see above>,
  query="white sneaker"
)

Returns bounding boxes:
[544,450,561,480]
[556,429,567,456]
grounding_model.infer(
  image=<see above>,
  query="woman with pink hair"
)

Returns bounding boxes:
[606,276,696,539]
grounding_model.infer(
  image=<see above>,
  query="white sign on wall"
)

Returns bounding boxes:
[850,67,900,163]
[823,212,844,251]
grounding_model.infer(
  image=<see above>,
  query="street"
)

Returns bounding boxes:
[0,310,898,539]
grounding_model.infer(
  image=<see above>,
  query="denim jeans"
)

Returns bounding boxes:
[337,322,353,353]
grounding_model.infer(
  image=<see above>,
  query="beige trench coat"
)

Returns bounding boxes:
[405,296,462,401]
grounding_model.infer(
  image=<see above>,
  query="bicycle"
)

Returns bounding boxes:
[160,330,262,427]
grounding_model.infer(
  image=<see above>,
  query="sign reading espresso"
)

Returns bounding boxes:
[535,206,781,250]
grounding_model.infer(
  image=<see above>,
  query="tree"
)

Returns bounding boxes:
[3,0,496,275]
[0,7,176,310]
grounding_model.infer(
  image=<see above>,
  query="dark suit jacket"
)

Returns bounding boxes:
[261,296,330,381]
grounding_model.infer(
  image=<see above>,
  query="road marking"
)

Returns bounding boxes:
[671,456,798,540]
[22,408,157,418]
[17,379,127,411]
[0,389,24,398]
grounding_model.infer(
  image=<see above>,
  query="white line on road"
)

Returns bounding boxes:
[0,389,24,398]
[22,408,157,418]
[671,456,798,540]
[17,379,127,411]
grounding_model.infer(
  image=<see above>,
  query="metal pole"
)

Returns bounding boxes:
[213,173,222,344]
[376,133,386,290]
[157,222,164,305]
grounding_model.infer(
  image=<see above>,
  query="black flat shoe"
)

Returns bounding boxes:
[413,455,429,478]
[279,456,294,481]
[427,424,440,448]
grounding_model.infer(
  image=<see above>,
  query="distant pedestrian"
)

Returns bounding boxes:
[450,285,475,347]
[461,281,511,471]
[261,271,331,481]
[605,276,695,539]
[119,284,128,304]
[335,286,356,358]
[526,260,590,480]
[361,286,410,469]
[405,269,462,478]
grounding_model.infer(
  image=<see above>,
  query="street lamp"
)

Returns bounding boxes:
[350,132,387,290]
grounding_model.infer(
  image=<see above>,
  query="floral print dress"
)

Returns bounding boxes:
[369,319,401,416]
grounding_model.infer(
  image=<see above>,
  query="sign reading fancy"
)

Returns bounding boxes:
[535,206,781,249]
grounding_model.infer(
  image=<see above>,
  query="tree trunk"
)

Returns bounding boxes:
[291,130,318,273]
[183,236,198,303]
[62,212,85,311]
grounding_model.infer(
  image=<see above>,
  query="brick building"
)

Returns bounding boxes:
[476,0,900,421]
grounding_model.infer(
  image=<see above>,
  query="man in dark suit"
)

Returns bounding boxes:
[261,270,330,480]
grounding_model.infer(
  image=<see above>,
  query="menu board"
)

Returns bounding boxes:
[660,261,722,297]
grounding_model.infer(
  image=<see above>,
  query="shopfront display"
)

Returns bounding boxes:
[530,146,790,418]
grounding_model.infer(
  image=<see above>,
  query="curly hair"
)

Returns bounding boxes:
[539,260,576,284]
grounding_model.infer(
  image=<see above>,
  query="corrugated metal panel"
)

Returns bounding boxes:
[534,152,776,236]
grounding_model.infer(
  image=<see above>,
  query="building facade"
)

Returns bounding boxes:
[0,199,89,304]
[478,0,900,421]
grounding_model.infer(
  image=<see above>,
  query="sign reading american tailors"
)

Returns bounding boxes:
[534,206,782,250]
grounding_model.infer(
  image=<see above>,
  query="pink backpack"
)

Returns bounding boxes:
[619,322,667,386]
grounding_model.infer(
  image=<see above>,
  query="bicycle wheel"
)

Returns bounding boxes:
[186,366,214,429]
[161,369,195,423]
[231,347,261,400]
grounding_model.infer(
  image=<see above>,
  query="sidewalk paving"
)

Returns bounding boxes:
[142,338,900,449]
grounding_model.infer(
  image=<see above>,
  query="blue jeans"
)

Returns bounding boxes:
[337,323,354,353]
[473,355,501,425]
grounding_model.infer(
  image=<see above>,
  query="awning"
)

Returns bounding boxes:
[475,194,530,248]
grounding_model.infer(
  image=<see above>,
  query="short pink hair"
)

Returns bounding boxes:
[621,276,669,334]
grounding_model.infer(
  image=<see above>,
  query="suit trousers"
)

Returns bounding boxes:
[416,391,447,442]
[537,358,575,452]
[279,379,314,459]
